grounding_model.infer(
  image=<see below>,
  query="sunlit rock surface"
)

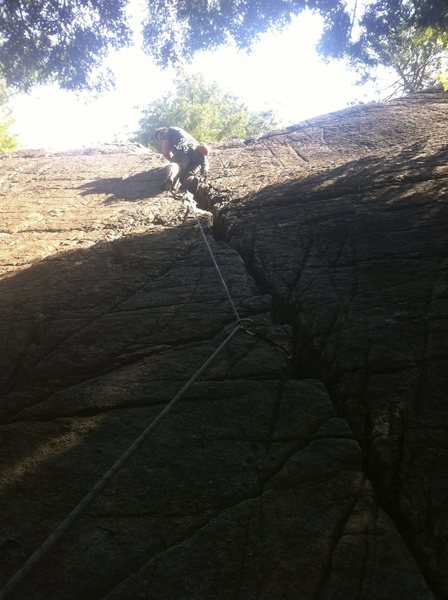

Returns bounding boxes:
[1,88,447,599]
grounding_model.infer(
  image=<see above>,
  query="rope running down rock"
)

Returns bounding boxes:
[0,191,248,599]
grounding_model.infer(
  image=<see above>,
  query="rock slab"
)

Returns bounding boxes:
[1,87,447,599]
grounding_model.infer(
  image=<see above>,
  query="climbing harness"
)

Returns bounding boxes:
[0,191,247,599]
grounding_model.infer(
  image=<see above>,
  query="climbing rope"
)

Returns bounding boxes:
[182,191,241,321]
[0,326,241,600]
[182,191,291,358]
[0,191,247,599]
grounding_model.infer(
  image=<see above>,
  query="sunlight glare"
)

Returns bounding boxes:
[10,7,373,150]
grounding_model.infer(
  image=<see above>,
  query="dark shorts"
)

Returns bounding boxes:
[172,148,203,181]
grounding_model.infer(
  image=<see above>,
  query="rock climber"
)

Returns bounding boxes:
[154,126,209,194]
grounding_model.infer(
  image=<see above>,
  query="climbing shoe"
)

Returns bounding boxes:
[186,176,199,194]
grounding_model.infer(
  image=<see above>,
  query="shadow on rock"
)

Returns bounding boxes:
[0,221,254,598]
[0,140,440,600]
[213,140,448,599]
[245,142,448,207]
[78,167,168,203]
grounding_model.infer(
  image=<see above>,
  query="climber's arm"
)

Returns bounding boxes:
[161,139,172,161]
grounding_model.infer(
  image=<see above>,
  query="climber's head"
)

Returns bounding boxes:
[154,128,169,142]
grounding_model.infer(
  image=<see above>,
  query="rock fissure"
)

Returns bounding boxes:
[234,217,447,590]
[1,90,447,598]
[205,89,447,599]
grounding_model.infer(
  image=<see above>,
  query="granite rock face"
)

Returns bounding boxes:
[0,89,447,599]
[212,88,448,598]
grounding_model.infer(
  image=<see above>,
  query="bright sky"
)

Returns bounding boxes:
[9,6,385,150]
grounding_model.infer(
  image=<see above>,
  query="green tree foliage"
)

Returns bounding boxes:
[437,70,448,90]
[143,0,347,67]
[351,24,448,96]
[0,1,446,91]
[143,0,447,69]
[0,1,130,91]
[411,0,448,29]
[320,0,448,95]
[133,72,279,147]
[0,82,17,152]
